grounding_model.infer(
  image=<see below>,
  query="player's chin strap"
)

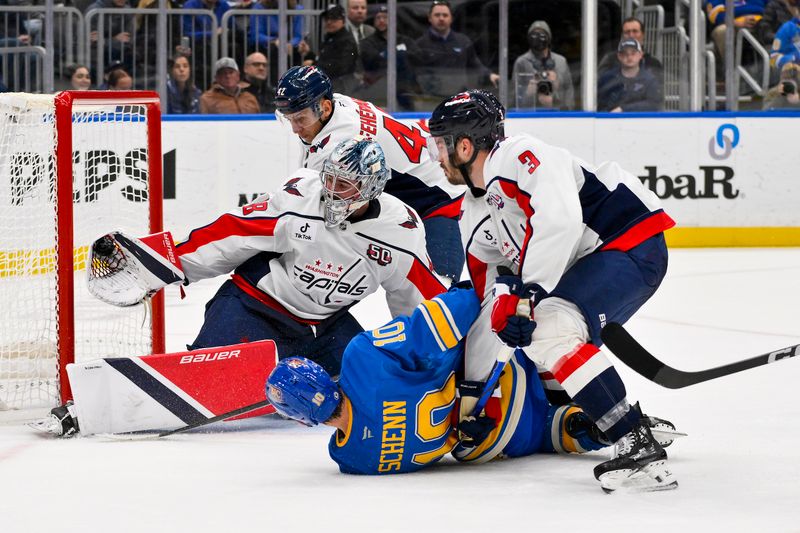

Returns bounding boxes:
[316,97,335,130]
[452,151,485,198]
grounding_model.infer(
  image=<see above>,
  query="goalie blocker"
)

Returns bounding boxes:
[40,341,278,436]
[87,231,185,307]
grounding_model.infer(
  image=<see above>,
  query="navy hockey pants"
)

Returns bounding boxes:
[547,232,669,347]
[189,279,364,376]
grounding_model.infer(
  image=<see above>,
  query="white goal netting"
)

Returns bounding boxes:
[0,93,161,411]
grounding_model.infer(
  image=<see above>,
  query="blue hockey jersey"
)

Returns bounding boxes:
[328,287,478,474]
[328,287,557,474]
[770,18,800,68]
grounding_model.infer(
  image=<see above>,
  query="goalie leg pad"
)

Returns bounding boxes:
[67,340,278,435]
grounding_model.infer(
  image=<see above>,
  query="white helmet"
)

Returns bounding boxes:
[321,138,390,227]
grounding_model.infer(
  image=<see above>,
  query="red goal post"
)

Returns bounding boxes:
[0,90,165,412]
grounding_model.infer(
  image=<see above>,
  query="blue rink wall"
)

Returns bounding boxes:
[161,111,800,247]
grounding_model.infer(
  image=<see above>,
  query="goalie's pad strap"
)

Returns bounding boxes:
[116,232,184,285]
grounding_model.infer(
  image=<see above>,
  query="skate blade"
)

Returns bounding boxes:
[650,427,688,448]
[27,418,65,437]
[599,460,678,493]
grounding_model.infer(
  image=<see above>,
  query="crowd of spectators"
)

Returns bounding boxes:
[1,0,799,112]
[702,0,800,109]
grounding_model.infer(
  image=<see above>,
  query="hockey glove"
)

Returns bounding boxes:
[87,231,185,307]
[490,270,536,348]
[456,380,497,448]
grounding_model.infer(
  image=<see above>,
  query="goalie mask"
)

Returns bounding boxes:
[321,138,389,227]
[266,357,341,427]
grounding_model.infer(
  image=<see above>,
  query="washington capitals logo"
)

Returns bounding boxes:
[309,134,331,154]
[399,207,419,229]
[283,177,304,196]
[487,192,504,210]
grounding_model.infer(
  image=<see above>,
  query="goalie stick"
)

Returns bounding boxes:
[94,400,274,440]
[600,322,800,389]
[158,399,272,437]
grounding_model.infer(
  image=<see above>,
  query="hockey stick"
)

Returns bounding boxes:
[98,399,273,440]
[471,299,532,416]
[600,322,800,389]
[158,399,272,437]
[471,346,515,417]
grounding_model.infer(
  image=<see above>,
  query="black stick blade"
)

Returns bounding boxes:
[602,322,800,389]
[601,322,667,382]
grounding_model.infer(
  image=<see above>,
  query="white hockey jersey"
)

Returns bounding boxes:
[461,134,675,301]
[176,169,446,321]
[297,93,465,219]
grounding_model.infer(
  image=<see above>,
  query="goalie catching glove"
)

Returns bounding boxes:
[87,231,185,307]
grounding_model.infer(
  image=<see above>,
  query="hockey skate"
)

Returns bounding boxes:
[28,402,80,438]
[642,412,686,448]
[594,405,678,493]
[571,408,685,450]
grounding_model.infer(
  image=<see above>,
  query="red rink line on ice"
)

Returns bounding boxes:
[0,442,35,462]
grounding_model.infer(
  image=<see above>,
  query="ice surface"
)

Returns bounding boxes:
[2,249,799,533]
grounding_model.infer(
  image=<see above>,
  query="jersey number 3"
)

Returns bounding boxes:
[518,150,541,175]
[383,116,426,164]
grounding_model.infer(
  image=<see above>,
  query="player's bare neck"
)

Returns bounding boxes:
[326,394,350,432]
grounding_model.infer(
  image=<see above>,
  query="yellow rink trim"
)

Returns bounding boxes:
[1,228,798,277]
[0,245,89,277]
[665,227,800,248]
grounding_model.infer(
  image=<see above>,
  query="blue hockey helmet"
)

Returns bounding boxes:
[266,357,341,427]
[321,137,389,227]
[274,65,334,116]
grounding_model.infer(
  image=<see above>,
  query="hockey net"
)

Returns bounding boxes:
[0,91,165,413]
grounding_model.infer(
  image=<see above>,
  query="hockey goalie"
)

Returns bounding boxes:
[38,138,446,436]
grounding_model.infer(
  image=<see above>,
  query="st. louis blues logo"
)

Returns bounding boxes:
[487,192,505,210]
[309,134,332,154]
[283,177,304,196]
[399,206,419,229]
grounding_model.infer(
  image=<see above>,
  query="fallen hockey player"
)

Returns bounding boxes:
[265,284,683,492]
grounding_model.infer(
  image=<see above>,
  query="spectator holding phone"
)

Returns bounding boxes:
[763,62,800,109]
